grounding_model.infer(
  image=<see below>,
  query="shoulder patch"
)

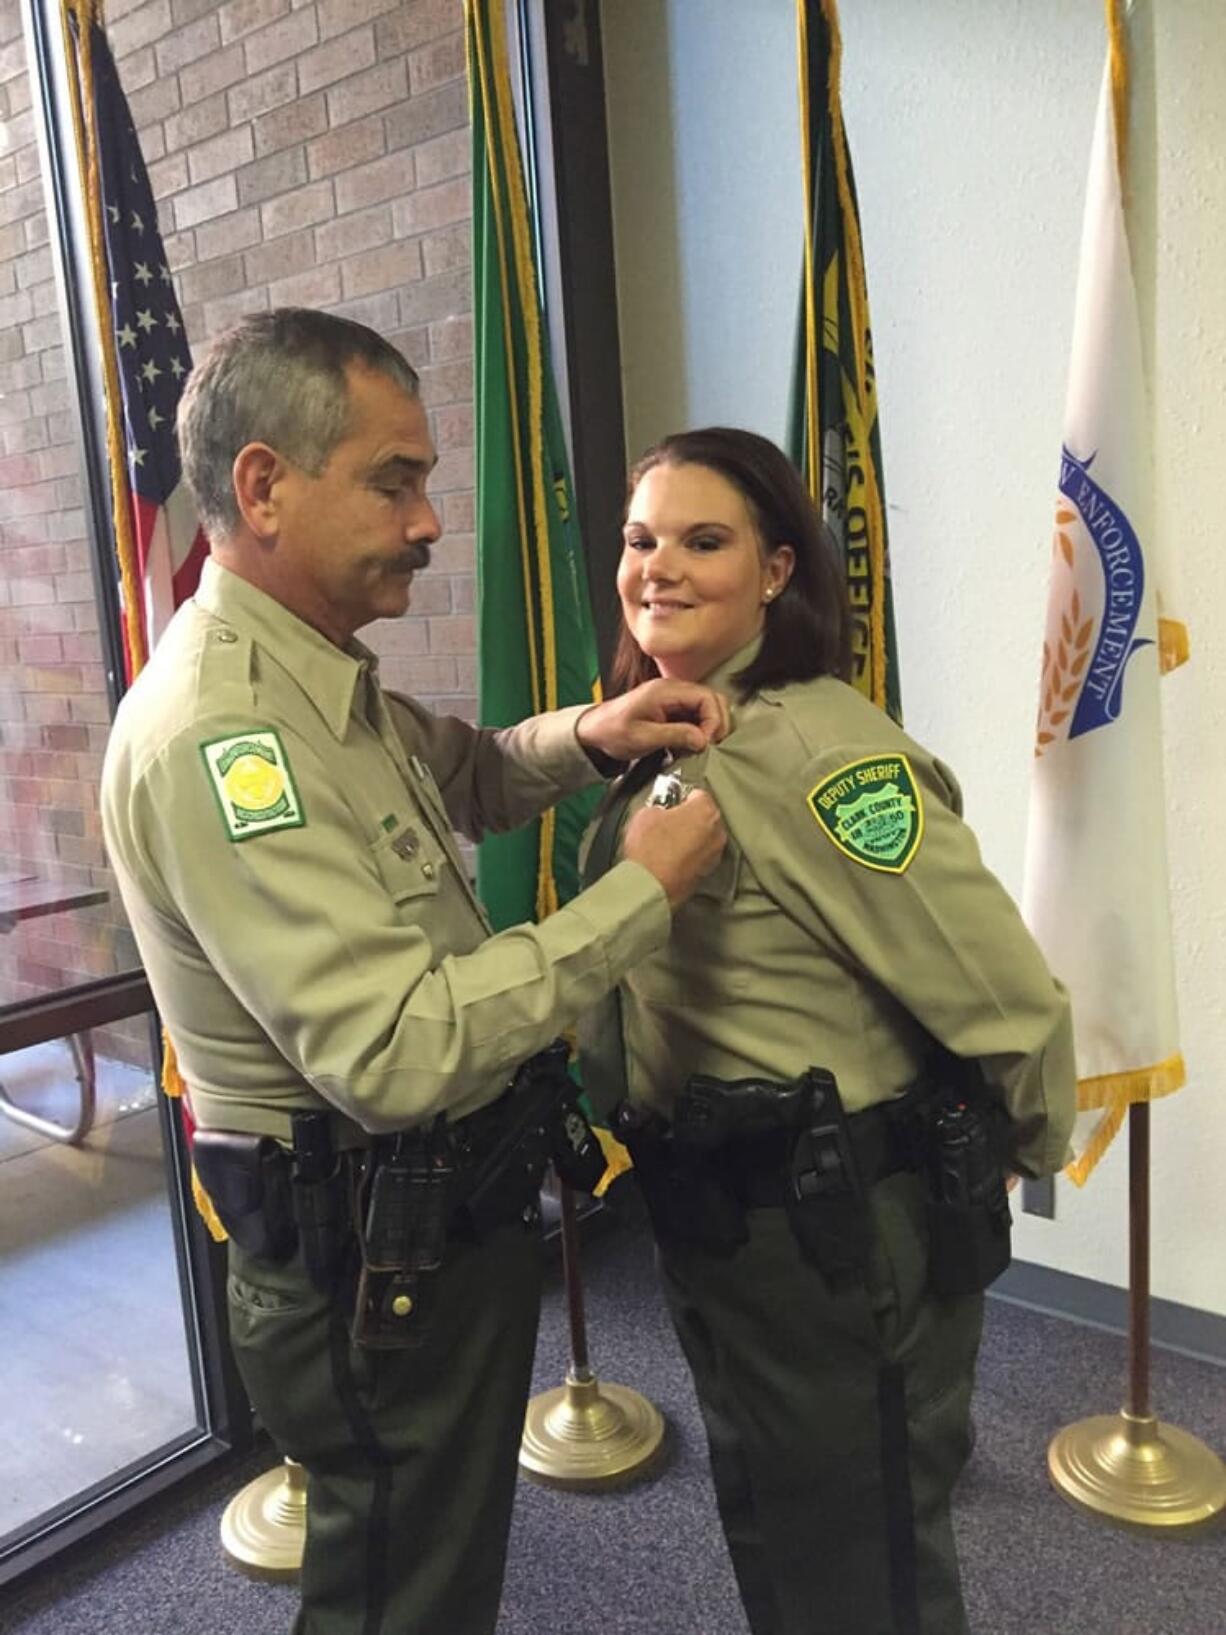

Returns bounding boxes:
[807,754,923,874]
[200,729,306,842]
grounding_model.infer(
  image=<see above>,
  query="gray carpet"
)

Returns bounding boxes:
[3,1208,1224,1635]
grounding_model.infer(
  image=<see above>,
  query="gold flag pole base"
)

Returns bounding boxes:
[220,1456,307,1580]
[519,1368,666,1491]
[1048,1409,1226,1532]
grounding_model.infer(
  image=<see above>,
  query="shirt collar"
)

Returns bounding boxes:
[699,632,765,695]
[194,556,377,739]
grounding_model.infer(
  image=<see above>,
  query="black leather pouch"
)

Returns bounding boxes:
[192,1129,297,1262]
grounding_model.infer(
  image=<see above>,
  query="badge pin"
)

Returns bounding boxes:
[646,771,692,809]
[391,826,419,861]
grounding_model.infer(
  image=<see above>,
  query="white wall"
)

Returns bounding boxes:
[603,0,1226,1317]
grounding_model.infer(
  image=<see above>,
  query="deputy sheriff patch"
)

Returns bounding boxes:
[200,729,306,842]
[807,754,923,874]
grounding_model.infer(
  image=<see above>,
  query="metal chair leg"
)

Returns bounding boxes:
[0,1031,98,1145]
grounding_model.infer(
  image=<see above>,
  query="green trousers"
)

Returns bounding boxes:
[657,1169,982,1635]
[227,1220,543,1635]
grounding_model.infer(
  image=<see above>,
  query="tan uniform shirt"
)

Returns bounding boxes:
[608,641,1075,1178]
[100,559,670,1139]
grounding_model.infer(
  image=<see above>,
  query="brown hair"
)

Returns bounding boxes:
[610,426,853,697]
[179,307,420,541]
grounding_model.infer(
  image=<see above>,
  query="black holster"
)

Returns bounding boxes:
[191,1129,297,1263]
[780,1069,874,1290]
[612,1100,748,1256]
[455,1039,605,1240]
[289,1110,349,1295]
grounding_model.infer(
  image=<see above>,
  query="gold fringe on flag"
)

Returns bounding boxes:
[1158,617,1189,672]
[1066,1052,1186,1188]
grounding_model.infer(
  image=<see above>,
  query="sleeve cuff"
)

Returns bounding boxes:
[572,704,626,780]
[566,858,672,979]
[518,702,607,791]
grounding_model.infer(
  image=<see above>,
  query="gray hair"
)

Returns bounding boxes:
[177,307,421,539]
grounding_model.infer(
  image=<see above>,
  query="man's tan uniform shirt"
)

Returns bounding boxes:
[100,559,670,1140]
[606,641,1076,1179]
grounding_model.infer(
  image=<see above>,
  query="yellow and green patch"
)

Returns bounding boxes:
[807,754,923,874]
[201,729,305,842]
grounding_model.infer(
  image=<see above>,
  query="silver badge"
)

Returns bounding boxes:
[646,770,691,809]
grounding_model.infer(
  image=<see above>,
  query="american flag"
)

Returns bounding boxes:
[88,19,206,678]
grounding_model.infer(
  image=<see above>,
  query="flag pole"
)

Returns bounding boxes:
[519,1180,666,1490]
[1127,1102,1150,1422]
[461,0,666,1492]
[1047,1104,1225,1528]
[1026,0,1224,1533]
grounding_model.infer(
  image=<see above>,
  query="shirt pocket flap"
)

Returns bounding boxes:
[370,825,443,904]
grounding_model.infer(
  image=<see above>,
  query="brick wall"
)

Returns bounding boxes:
[0,0,474,1039]
[0,0,139,1031]
[113,0,476,703]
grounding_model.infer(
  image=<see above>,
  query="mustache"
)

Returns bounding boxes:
[393,543,432,573]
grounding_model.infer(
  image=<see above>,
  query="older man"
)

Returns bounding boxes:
[101,308,727,1635]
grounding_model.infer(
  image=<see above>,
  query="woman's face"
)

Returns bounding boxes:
[618,461,793,682]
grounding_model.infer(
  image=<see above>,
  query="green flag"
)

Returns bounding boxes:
[787,0,902,722]
[466,0,603,931]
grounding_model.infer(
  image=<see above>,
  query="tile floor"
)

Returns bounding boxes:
[0,1043,200,1539]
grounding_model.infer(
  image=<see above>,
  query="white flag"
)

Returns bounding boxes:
[1022,28,1188,1186]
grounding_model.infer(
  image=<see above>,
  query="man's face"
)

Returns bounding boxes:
[273,363,441,643]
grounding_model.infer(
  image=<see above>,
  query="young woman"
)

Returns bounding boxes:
[580,427,1075,1635]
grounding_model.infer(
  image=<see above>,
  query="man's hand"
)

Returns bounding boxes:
[622,791,727,910]
[577,679,731,766]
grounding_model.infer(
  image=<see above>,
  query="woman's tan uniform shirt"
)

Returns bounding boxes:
[101,559,670,1140]
[612,642,1075,1178]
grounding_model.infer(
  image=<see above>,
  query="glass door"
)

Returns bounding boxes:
[0,0,243,1583]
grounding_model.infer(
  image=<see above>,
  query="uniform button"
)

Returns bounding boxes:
[420,861,435,879]
[216,630,237,644]
[392,1294,413,1318]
